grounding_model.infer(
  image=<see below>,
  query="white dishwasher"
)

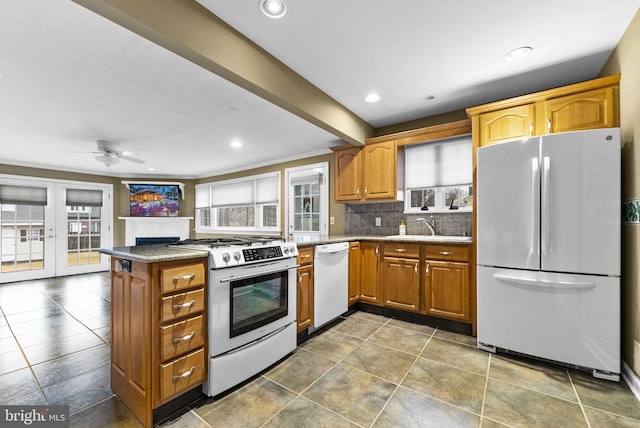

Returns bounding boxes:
[312,242,349,330]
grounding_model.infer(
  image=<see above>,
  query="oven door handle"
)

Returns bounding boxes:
[218,264,300,283]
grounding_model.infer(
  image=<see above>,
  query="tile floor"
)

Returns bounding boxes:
[1,273,640,427]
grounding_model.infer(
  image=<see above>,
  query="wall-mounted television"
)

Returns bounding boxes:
[129,184,180,217]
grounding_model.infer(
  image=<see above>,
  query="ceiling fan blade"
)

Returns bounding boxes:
[119,154,145,164]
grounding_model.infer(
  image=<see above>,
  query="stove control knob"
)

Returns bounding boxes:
[283,247,289,254]
[222,253,230,263]
[233,251,242,261]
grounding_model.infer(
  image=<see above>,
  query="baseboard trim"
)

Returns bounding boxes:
[623,361,640,402]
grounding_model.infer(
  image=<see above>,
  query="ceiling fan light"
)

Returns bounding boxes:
[95,153,119,166]
[260,0,286,18]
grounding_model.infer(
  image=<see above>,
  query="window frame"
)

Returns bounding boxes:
[195,172,281,235]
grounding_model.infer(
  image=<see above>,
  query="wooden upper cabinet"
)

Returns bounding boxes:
[333,141,397,202]
[479,104,535,146]
[334,146,362,201]
[467,75,620,147]
[362,141,397,200]
[545,86,618,134]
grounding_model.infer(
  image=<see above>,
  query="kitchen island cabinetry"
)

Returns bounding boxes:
[296,247,314,331]
[468,74,620,147]
[359,241,382,305]
[110,256,207,428]
[381,243,420,312]
[423,244,470,322]
[348,242,361,305]
[333,141,398,202]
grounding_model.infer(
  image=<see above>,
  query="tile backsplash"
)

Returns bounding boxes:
[344,201,472,237]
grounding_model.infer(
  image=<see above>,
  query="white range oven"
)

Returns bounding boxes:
[173,237,298,397]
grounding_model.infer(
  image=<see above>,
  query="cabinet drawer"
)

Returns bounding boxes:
[160,347,205,403]
[161,288,205,323]
[160,315,205,362]
[383,243,420,259]
[425,245,469,262]
[161,262,206,293]
[297,247,314,265]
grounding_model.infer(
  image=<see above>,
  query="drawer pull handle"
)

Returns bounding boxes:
[439,251,453,255]
[301,254,311,258]
[173,300,196,310]
[173,331,196,343]
[172,366,195,381]
[173,274,196,283]
[396,248,406,252]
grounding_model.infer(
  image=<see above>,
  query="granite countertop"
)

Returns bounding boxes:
[294,235,473,247]
[100,244,209,263]
[100,235,473,263]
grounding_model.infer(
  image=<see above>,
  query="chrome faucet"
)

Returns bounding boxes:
[416,217,436,236]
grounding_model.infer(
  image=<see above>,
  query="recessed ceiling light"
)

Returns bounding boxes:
[260,0,287,18]
[506,46,533,60]
[425,95,435,101]
[230,141,243,149]
[365,93,381,103]
[147,167,156,171]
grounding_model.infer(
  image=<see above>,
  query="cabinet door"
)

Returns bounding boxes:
[545,86,618,134]
[360,242,381,305]
[479,104,535,146]
[110,261,152,427]
[348,242,361,305]
[334,147,362,201]
[382,256,420,312]
[424,260,469,321]
[362,141,396,200]
[296,264,314,331]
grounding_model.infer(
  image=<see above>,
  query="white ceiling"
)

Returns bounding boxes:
[1,1,638,178]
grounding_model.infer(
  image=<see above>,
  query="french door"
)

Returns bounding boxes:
[285,162,328,242]
[0,176,112,283]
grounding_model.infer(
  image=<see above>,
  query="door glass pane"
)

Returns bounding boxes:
[292,182,320,233]
[66,205,102,267]
[1,204,45,273]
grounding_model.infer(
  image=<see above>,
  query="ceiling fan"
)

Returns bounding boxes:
[68,140,145,166]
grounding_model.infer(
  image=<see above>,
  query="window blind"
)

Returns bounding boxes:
[405,136,472,189]
[66,189,103,207]
[195,185,210,208]
[256,175,279,204]
[0,185,47,205]
[211,180,254,207]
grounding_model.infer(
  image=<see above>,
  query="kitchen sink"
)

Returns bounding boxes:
[385,235,472,243]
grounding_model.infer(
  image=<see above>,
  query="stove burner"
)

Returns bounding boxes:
[173,237,284,249]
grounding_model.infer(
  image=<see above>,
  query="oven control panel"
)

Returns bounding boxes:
[210,243,298,268]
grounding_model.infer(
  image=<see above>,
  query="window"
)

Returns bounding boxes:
[196,172,280,234]
[404,136,472,213]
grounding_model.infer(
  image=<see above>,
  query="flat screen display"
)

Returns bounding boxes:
[129,184,180,217]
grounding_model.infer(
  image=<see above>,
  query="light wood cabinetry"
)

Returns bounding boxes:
[467,75,620,147]
[333,141,397,202]
[296,247,314,331]
[348,242,361,305]
[424,244,470,322]
[381,243,420,312]
[360,241,382,305]
[111,257,207,428]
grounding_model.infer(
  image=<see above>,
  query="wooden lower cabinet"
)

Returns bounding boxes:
[348,242,361,305]
[381,243,420,312]
[110,257,207,428]
[360,241,381,305]
[423,245,470,322]
[296,247,314,331]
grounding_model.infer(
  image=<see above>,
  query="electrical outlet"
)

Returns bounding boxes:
[375,217,381,226]
[330,216,335,225]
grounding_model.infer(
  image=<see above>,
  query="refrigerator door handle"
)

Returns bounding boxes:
[530,157,540,260]
[493,273,596,291]
[541,156,551,256]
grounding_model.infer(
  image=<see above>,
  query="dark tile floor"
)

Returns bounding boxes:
[2,272,640,427]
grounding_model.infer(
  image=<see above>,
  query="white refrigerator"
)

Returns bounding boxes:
[476,128,621,381]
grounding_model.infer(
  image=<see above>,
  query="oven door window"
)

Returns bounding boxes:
[230,270,288,338]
